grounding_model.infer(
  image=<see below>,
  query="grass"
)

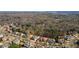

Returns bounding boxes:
[9,43,20,48]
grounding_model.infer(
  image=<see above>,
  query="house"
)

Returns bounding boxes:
[13,36,20,45]
[0,34,4,38]
[32,35,40,41]
[39,37,48,42]
[64,35,75,40]
[0,34,4,41]
[47,39,55,45]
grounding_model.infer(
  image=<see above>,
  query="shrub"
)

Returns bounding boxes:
[9,43,20,48]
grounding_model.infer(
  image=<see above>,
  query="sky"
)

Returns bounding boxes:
[0,0,79,11]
